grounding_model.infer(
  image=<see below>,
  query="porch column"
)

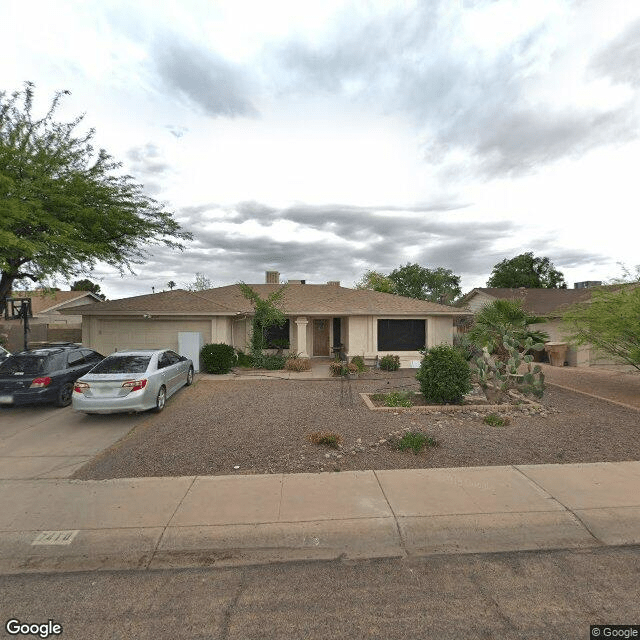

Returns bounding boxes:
[295,317,309,358]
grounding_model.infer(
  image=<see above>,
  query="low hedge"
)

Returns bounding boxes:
[200,343,236,374]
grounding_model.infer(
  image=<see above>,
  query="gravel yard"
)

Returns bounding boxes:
[73,373,640,480]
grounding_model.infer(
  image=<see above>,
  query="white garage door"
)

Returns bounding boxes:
[96,319,212,355]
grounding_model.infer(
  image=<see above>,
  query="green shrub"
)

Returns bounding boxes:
[235,350,253,367]
[259,354,286,370]
[416,343,472,404]
[483,413,511,427]
[453,333,482,362]
[384,391,414,407]
[350,355,366,372]
[285,357,311,371]
[308,431,343,448]
[200,343,237,374]
[379,354,400,371]
[395,431,437,454]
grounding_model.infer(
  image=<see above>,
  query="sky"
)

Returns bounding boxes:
[2,0,639,299]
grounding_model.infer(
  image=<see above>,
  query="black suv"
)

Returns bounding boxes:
[0,345,104,408]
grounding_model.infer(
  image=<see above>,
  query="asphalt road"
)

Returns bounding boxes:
[1,546,638,639]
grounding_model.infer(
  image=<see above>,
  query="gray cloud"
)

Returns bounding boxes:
[273,5,638,177]
[153,36,258,117]
[126,143,171,195]
[97,199,612,298]
[591,18,640,87]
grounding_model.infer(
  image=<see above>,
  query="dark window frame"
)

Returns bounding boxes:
[377,319,426,351]
[264,319,290,348]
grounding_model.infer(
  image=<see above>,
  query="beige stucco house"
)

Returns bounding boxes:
[457,286,618,367]
[67,273,467,368]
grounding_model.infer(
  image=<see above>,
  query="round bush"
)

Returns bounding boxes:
[416,343,472,404]
[200,343,237,374]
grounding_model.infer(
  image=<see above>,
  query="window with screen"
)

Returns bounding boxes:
[377,319,426,351]
[264,319,290,347]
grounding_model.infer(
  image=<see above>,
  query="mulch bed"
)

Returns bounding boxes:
[73,374,640,480]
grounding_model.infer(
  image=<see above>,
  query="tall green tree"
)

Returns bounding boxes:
[0,83,191,305]
[388,263,461,303]
[70,278,105,300]
[487,252,566,289]
[563,285,640,371]
[354,270,396,294]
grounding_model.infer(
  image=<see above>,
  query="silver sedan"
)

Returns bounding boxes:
[72,349,194,414]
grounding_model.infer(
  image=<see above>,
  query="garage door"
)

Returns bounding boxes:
[96,319,212,355]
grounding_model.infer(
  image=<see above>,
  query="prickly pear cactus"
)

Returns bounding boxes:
[471,332,545,402]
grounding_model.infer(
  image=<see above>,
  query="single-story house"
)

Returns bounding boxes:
[1,290,104,352]
[64,272,468,370]
[456,285,627,367]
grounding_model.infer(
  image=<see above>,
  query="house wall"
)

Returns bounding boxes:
[529,320,589,367]
[82,317,214,355]
[464,292,497,313]
[427,316,454,348]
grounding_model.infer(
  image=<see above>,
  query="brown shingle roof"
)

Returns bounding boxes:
[68,284,466,317]
[458,286,627,316]
[13,290,102,314]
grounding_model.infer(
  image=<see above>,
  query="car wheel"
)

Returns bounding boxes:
[154,386,166,412]
[55,383,74,408]
[185,366,194,386]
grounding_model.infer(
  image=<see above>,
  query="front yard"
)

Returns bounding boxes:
[73,374,640,479]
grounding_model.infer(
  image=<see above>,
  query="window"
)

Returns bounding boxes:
[67,352,86,367]
[90,356,151,374]
[377,319,426,351]
[81,349,103,364]
[264,319,290,348]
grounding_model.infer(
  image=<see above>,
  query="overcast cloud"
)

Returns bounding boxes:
[1,0,638,299]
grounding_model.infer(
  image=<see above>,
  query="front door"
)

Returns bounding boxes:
[313,319,330,356]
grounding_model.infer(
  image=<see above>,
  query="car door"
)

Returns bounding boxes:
[163,351,184,396]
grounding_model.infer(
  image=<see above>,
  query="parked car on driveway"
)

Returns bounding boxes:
[0,345,104,408]
[72,349,194,414]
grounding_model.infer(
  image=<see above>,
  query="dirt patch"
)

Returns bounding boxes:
[73,375,640,480]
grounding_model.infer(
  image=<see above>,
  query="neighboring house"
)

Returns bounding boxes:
[64,272,467,369]
[456,285,623,367]
[1,290,104,352]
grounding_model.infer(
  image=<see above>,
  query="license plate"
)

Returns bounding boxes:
[0,395,13,404]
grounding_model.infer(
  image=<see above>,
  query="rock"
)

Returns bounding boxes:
[379,439,387,444]
[325,453,331,458]
[356,438,362,443]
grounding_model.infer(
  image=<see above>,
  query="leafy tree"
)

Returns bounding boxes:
[388,263,461,303]
[0,83,191,307]
[487,252,566,289]
[239,282,288,366]
[71,278,105,299]
[468,298,548,362]
[354,270,395,294]
[563,285,640,371]
[167,280,177,290]
[186,273,212,291]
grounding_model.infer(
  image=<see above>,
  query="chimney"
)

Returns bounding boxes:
[326,281,340,286]
[265,271,280,284]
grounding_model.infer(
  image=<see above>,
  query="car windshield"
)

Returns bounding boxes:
[0,354,52,375]
[89,355,151,374]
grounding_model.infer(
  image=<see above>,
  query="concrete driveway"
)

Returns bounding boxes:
[0,405,143,480]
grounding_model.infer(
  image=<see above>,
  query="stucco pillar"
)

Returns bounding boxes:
[295,317,309,358]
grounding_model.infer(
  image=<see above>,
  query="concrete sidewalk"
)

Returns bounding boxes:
[1,461,639,574]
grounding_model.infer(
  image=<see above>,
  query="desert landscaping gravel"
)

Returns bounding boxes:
[74,373,640,480]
